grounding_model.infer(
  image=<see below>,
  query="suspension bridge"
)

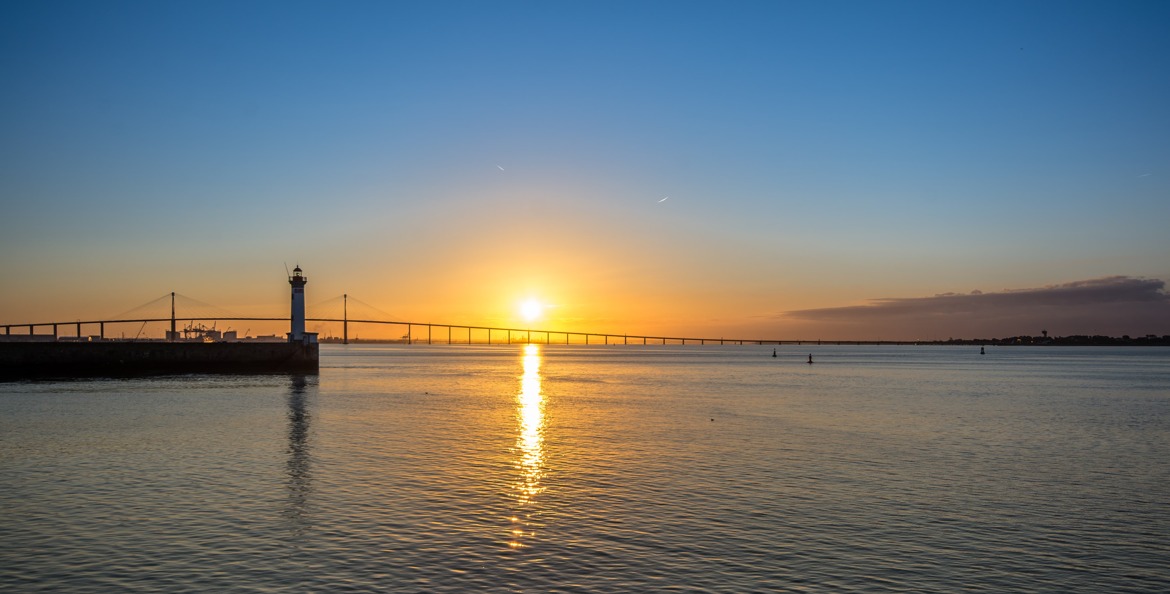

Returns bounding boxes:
[0,292,906,347]
[0,288,912,346]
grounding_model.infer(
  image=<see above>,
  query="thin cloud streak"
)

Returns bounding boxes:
[780,277,1170,339]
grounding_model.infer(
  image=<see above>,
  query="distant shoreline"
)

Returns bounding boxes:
[2,335,1164,347]
[315,335,1170,347]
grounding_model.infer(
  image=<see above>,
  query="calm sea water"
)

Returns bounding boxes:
[2,344,1168,592]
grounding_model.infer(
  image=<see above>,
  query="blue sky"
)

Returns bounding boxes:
[2,1,1168,338]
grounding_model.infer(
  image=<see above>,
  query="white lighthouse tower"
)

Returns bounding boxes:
[288,266,312,344]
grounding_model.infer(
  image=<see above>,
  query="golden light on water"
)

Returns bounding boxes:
[516,344,544,503]
[509,343,545,549]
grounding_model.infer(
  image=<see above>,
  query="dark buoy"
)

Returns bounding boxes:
[772,348,777,358]
[807,354,814,364]
[980,346,985,355]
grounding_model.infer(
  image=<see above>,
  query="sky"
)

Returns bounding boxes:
[2,0,1169,340]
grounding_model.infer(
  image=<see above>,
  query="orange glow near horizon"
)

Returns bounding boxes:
[9,253,1158,342]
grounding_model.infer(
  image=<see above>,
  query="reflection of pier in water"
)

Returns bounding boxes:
[509,344,546,549]
[284,375,314,536]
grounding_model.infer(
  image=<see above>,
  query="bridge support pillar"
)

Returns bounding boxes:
[100,322,104,340]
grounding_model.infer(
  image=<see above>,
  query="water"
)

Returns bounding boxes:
[2,344,1168,592]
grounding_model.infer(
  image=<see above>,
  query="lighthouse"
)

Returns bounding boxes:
[288,266,308,343]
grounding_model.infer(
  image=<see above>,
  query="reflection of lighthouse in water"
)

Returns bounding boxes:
[284,375,313,536]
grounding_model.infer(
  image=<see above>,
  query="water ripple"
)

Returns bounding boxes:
[2,346,1168,592]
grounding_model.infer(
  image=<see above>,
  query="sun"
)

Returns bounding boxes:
[520,298,544,323]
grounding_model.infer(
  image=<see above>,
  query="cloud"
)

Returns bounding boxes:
[781,276,1170,339]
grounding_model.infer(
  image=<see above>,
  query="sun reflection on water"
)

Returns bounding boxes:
[509,343,545,549]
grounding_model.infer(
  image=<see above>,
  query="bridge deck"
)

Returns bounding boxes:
[1,317,914,346]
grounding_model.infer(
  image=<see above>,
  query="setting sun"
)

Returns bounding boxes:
[520,299,544,323]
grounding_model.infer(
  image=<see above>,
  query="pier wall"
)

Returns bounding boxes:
[0,341,318,378]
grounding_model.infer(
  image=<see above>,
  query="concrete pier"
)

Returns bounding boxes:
[0,341,319,379]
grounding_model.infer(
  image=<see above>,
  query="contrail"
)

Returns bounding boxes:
[658,196,669,203]
[497,165,505,171]
[1137,173,1152,177]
